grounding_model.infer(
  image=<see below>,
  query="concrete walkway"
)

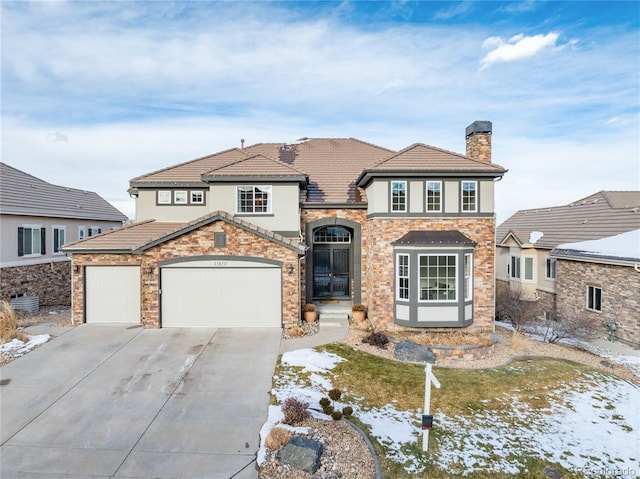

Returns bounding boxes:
[279,315,350,354]
[1,324,281,479]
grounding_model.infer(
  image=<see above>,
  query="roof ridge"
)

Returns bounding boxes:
[370,142,494,169]
[204,153,308,176]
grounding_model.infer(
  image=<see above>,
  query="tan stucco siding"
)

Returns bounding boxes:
[135,189,209,222]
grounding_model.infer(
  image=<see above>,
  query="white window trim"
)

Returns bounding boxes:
[391,181,407,213]
[396,253,410,301]
[461,180,478,213]
[523,256,535,282]
[190,191,205,204]
[510,255,521,280]
[426,180,442,212]
[157,190,172,204]
[78,226,86,240]
[464,253,473,301]
[88,226,102,237]
[174,190,188,204]
[21,224,44,257]
[52,225,66,255]
[545,257,557,280]
[236,185,272,214]
[418,254,458,303]
[586,285,602,312]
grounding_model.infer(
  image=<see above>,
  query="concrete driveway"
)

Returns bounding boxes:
[0,324,282,479]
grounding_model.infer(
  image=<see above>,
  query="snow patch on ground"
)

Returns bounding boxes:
[0,334,50,357]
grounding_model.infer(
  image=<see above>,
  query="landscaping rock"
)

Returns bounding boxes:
[277,435,323,474]
[394,340,436,363]
[543,466,563,478]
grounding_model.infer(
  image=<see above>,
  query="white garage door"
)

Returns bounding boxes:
[85,266,141,323]
[161,259,282,328]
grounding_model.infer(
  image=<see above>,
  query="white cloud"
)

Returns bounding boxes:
[480,32,560,70]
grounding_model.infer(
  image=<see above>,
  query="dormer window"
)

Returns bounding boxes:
[237,185,272,214]
[391,181,407,212]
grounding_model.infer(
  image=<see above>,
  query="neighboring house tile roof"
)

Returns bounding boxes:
[129,138,394,204]
[552,229,640,264]
[63,210,305,254]
[497,191,640,249]
[0,162,128,222]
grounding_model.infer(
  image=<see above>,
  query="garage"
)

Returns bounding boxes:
[85,266,141,323]
[160,258,282,328]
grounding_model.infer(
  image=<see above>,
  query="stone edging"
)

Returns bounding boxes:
[343,418,382,479]
[429,343,495,360]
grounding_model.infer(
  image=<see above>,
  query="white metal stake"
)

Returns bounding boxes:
[422,362,441,451]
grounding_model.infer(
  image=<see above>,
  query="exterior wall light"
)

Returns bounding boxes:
[286,264,294,275]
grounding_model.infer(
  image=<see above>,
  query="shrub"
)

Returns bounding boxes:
[319,397,331,408]
[352,303,366,312]
[0,300,28,344]
[331,411,343,421]
[303,303,316,312]
[286,326,305,338]
[342,406,353,417]
[321,403,334,415]
[362,331,389,349]
[328,388,342,402]
[265,427,292,450]
[281,397,310,425]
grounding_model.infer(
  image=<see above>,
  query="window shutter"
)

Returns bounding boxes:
[18,227,24,257]
[41,228,46,255]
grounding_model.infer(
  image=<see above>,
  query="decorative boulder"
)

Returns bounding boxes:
[394,340,436,363]
[277,436,323,474]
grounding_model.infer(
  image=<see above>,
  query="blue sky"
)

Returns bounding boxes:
[2,1,638,222]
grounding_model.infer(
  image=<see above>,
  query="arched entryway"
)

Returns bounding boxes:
[305,218,361,304]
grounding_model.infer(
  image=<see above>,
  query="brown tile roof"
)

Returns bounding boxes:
[129,148,249,186]
[364,143,506,174]
[497,191,640,249]
[63,211,305,254]
[202,154,307,182]
[130,138,394,204]
[392,230,477,245]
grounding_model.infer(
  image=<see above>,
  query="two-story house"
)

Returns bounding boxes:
[0,162,128,308]
[496,191,640,347]
[64,121,506,339]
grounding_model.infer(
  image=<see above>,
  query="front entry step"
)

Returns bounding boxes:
[317,303,351,326]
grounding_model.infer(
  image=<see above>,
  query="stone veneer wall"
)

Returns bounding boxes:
[556,259,640,348]
[364,217,497,337]
[0,261,71,306]
[71,220,300,328]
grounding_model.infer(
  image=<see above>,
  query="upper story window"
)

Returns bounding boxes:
[53,226,66,254]
[461,181,477,212]
[88,226,102,237]
[237,185,272,214]
[545,257,557,280]
[18,226,45,257]
[391,181,407,212]
[174,190,188,204]
[158,190,172,204]
[313,226,351,243]
[587,285,602,312]
[191,191,204,204]
[426,181,442,212]
[78,226,86,240]
[419,254,457,302]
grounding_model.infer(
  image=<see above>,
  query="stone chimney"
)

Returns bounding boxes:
[465,121,492,163]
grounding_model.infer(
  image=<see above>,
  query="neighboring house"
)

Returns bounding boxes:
[496,191,640,347]
[64,121,506,338]
[552,229,640,348]
[0,163,128,307]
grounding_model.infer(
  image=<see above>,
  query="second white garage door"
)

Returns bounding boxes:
[160,259,282,328]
